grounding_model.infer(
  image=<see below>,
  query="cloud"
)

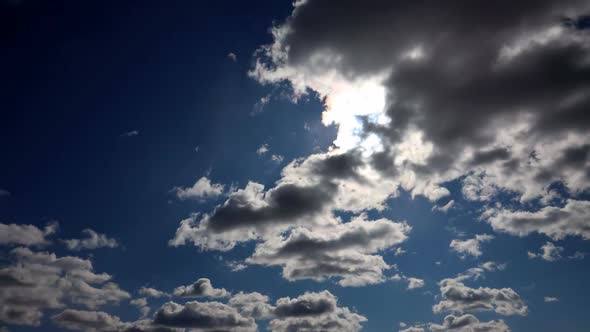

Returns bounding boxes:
[544,296,559,302]
[400,327,425,332]
[432,200,455,213]
[173,177,225,201]
[450,234,494,258]
[485,199,590,240]
[120,130,139,137]
[153,301,256,331]
[0,221,58,247]
[0,189,10,197]
[227,52,237,62]
[256,144,269,155]
[407,277,425,290]
[173,278,231,299]
[252,94,271,115]
[228,292,274,320]
[0,247,130,326]
[268,291,366,332]
[429,314,510,332]
[433,272,528,316]
[527,242,564,261]
[131,298,150,318]
[52,309,126,332]
[247,213,410,286]
[250,0,590,240]
[271,154,284,164]
[139,287,169,298]
[62,229,118,251]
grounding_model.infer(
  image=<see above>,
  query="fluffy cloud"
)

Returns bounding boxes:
[485,200,590,240]
[450,235,494,258]
[172,278,230,299]
[0,247,130,326]
[250,0,590,239]
[130,298,150,318]
[0,221,58,247]
[433,273,528,316]
[173,177,224,201]
[228,292,274,320]
[429,314,510,332]
[62,229,118,251]
[247,213,410,286]
[544,296,559,303]
[268,291,366,332]
[152,301,256,331]
[527,242,564,261]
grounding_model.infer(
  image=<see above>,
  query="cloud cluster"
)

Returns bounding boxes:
[0,247,130,326]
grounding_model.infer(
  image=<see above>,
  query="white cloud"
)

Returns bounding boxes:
[256,144,269,155]
[527,242,564,261]
[120,130,139,137]
[227,52,237,62]
[62,229,118,251]
[544,297,559,303]
[174,176,224,201]
[450,234,494,258]
[139,286,169,298]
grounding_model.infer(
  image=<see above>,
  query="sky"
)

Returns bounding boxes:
[1,1,590,331]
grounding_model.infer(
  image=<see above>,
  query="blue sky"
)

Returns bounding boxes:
[1,1,590,332]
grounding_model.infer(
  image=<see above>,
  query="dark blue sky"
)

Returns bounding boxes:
[1,1,590,332]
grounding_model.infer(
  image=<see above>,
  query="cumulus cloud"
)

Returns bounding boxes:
[62,229,118,251]
[269,291,366,332]
[153,301,256,331]
[249,0,590,241]
[485,200,590,240]
[400,327,425,332]
[433,270,528,316]
[131,298,150,318]
[173,177,224,201]
[0,247,130,326]
[247,213,410,286]
[52,309,126,332]
[429,314,510,332]
[450,235,494,258]
[228,292,274,320]
[173,278,231,299]
[256,144,269,155]
[227,52,237,62]
[0,221,58,247]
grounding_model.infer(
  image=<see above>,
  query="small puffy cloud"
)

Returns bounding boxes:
[450,234,494,258]
[120,130,139,137]
[227,52,237,62]
[527,242,563,261]
[406,277,425,290]
[256,144,269,155]
[429,314,510,332]
[226,260,248,272]
[62,229,118,251]
[173,278,231,299]
[252,95,271,115]
[269,291,366,332]
[544,296,559,303]
[174,177,224,201]
[139,287,170,298]
[0,221,58,247]
[153,301,256,331]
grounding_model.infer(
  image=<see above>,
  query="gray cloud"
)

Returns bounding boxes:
[52,309,125,332]
[172,278,231,299]
[429,314,510,332]
[139,287,169,299]
[0,247,130,326]
[0,222,58,247]
[152,301,256,331]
